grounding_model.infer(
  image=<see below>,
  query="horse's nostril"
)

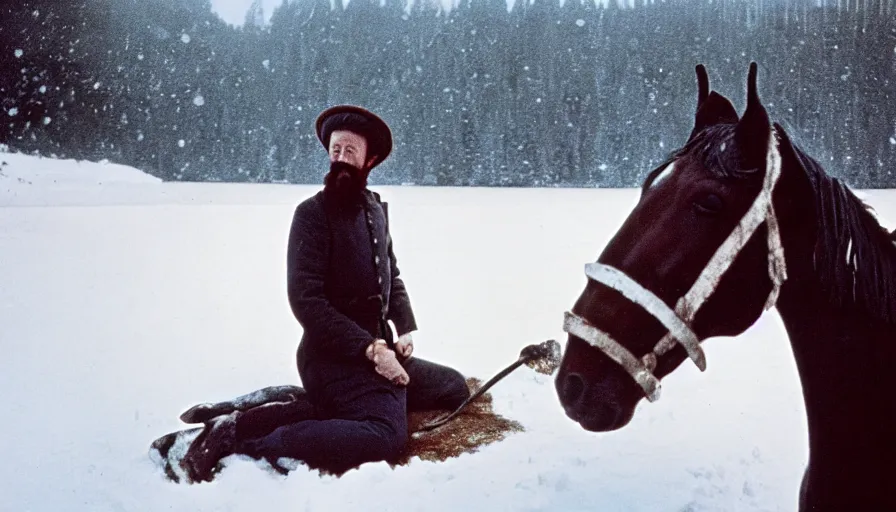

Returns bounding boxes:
[561,373,585,404]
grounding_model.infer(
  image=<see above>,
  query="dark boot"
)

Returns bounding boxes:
[180,411,240,483]
[179,398,317,483]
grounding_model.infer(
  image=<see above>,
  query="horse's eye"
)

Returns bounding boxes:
[693,193,724,215]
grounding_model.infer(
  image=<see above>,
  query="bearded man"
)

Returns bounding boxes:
[182,105,470,481]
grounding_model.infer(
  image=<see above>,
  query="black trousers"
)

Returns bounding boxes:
[238,355,470,474]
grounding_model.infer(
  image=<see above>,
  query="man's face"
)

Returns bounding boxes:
[324,129,378,205]
[328,130,370,171]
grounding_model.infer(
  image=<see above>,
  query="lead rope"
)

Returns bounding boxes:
[414,339,561,434]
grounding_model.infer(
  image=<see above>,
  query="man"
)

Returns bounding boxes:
[182,105,470,481]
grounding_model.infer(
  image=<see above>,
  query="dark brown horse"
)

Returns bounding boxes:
[554,63,896,510]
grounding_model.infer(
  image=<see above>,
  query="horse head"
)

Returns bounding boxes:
[554,63,810,431]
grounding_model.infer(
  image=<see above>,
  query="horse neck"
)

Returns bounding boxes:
[776,278,896,466]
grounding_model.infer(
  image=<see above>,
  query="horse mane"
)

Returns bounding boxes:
[781,129,896,325]
[673,124,743,179]
[640,124,746,195]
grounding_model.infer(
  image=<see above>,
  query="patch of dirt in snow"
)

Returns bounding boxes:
[399,377,524,465]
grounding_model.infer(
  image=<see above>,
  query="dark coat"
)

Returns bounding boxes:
[239,187,468,473]
[287,188,418,391]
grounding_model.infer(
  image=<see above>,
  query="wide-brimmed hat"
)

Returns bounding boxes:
[315,105,393,170]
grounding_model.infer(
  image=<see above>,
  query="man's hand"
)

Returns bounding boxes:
[366,339,410,386]
[395,332,414,359]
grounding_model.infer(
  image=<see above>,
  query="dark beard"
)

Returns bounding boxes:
[324,161,368,208]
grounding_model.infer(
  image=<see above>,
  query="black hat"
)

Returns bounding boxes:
[315,105,393,170]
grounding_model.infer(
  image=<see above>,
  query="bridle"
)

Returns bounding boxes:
[562,128,788,402]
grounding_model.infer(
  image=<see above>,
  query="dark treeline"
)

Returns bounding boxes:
[1,0,894,187]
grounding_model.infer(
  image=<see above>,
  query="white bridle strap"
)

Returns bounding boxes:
[654,131,787,355]
[762,134,788,309]
[564,127,788,401]
[583,263,707,371]
[563,312,661,402]
[675,131,786,321]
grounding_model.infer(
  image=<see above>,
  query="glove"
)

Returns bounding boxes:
[366,339,410,386]
[395,331,414,359]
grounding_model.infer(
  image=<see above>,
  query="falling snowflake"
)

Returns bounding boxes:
[193,95,205,107]
[14,49,23,58]
[39,85,46,94]
[43,117,51,125]
[138,54,144,61]
[8,108,19,116]
[93,82,101,90]
[575,19,585,27]
[890,137,896,145]
[181,33,191,44]
[178,140,185,148]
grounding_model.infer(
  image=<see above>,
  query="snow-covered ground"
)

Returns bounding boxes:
[1,151,894,512]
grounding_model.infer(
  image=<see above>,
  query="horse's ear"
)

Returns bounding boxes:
[696,64,709,108]
[689,65,739,140]
[735,62,771,162]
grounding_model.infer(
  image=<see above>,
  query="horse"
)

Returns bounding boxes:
[554,62,896,511]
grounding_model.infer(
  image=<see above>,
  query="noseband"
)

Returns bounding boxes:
[563,129,788,402]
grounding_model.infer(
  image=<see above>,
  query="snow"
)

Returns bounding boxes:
[0,151,162,206]
[2,151,895,511]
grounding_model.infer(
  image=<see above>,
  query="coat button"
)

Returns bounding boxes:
[373,238,378,245]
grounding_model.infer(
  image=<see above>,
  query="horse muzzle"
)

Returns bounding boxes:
[554,336,640,432]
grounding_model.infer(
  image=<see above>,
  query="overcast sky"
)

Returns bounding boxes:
[207,0,506,25]
[208,0,280,26]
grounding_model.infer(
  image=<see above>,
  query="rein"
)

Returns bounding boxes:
[414,339,561,434]
[563,128,788,402]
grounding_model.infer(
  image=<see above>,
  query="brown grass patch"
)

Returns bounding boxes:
[393,377,524,466]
